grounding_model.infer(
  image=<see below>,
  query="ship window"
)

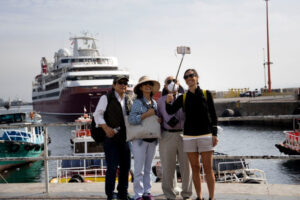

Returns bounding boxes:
[61,59,69,63]
[66,75,118,81]
[87,142,103,153]
[35,127,40,134]
[45,82,59,91]
[32,91,60,100]
[67,67,118,72]
[75,142,85,153]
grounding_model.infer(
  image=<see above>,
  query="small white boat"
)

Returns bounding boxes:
[51,113,133,183]
[152,152,267,184]
[70,113,92,146]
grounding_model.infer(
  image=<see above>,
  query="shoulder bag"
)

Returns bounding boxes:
[125,99,161,141]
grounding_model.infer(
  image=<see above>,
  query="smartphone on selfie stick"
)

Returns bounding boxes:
[171,46,191,91]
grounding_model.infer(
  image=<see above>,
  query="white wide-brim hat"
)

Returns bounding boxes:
[133,76,160,94]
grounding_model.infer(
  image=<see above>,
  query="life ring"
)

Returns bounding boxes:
[9,143,20,153]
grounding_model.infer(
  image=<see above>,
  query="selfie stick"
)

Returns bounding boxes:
[172,46,191,91]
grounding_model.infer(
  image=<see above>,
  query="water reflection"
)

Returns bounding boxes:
[280,160,300,184]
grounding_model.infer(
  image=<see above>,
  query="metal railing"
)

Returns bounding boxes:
[1,119,300,194]
[218,114,300,122]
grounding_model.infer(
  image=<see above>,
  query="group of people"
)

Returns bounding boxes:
[93,68,218,200]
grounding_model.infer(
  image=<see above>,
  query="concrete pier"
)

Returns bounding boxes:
[0,182,300,200]
[214,95,299,117]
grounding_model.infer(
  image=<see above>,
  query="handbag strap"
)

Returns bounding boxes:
[140,98,154,110]
[140,98,157,115]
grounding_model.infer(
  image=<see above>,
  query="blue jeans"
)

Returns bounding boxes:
[104,138,131,199]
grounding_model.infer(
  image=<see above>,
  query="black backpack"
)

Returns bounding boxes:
[91,116,106,143]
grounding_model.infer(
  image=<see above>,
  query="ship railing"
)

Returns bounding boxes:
[2,129,33,143]
[216,161,267,184]
[217,160,246,183]
[56,156,107,180]
[284,131,300,150]
[243,168,267,184]
[0,121,300,194]
[73,129,91,137]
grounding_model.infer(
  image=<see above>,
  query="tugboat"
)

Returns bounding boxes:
[275,118,300,155]
[0,112,44,171]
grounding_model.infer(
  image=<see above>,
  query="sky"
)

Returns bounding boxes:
[0,0,299,101]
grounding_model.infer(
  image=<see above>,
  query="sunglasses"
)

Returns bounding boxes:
[117,80,128,85]
[184,73,196,80]
[166,79,177,84]
[142,81,154,86]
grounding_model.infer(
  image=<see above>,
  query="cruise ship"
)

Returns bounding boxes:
[32,35,131,116]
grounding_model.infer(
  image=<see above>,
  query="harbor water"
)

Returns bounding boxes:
[0,106,299,184]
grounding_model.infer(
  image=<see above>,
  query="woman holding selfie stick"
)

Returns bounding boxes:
[165,69,218,200]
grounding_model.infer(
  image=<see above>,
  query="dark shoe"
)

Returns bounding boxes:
[143,193,154,200]
[118,194,134,200]
[107,193,119,200]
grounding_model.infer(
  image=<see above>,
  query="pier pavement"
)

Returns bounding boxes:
[0,182,300,200]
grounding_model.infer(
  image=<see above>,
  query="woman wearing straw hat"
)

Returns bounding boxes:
[129,76,161,200]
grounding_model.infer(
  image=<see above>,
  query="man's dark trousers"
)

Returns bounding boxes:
[104,138,131,199]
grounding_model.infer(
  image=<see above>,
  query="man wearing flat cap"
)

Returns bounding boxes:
[94,75,133,200]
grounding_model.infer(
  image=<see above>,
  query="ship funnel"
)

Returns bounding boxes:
[41,57,48,74]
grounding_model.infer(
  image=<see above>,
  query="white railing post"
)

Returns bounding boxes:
[44,126,49,194]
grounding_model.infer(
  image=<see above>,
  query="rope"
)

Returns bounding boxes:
[0,173,8,184]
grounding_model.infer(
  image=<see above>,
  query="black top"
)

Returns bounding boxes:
[166,87,218,136]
